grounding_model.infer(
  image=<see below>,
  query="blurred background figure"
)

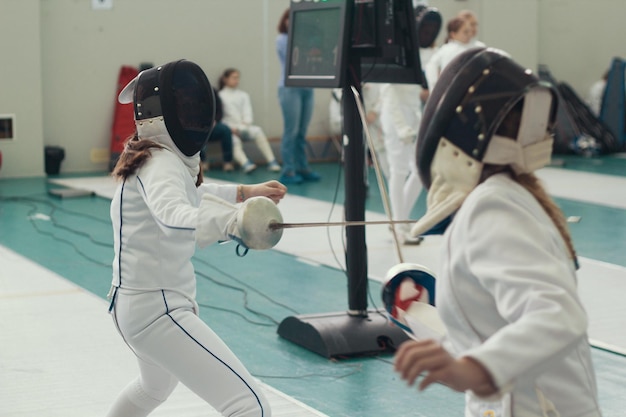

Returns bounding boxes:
[414,5,443,106]
[425,17,474,91]
[328,84,388,179]
[457,9,485,47]
[200,87,236,172]
[362,83,388,179]
[275,8,320,185]
[586,69,609,116]
[219,68,282,173]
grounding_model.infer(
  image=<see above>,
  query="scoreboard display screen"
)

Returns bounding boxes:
[285,0,423,87]
[285,1,351,88]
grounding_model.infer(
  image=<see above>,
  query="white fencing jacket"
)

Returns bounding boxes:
[110,148,238,300]
[219,87,254,132]
[425,40,474,92]
[438,174,601,417]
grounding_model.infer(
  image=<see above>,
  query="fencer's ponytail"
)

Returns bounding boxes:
[111,132,164,180]
[513,172,578,265]
[196,163,203,187]
[112,132,204,187]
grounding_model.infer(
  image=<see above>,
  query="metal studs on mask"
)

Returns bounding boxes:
[439,65,496,166]
[467,70,492,159]
[136,116,164,127]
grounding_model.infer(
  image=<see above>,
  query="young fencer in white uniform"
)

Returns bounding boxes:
[374,6,442,247]
[328,84,389,178]
[424,17,474,92]
[106,59,286,417]
[394,48,601,416]
[457,9,486,48]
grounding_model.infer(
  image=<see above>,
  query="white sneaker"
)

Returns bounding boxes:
[402,234,423,245]
[267,160,281,172]
[242,161,257,174]
[390,224,423,245]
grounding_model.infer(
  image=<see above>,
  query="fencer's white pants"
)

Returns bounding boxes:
[367,121,390,180]
[233,126,276,166]
[232,135,250,167]
[384,138,422,223]
[107,289,271,417]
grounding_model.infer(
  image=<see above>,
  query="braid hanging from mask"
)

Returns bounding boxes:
[513,172,578,264]
[112,131,205,188]
[111,132,164,180]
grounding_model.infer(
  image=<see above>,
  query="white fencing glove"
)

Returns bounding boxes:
[197,194,283,255]
[234,196,284,252]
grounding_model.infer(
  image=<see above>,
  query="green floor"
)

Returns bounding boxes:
[1,156,626,416]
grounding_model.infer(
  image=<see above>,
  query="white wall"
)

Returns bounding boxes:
[538,0,626,94]
[481,0,539,71]
[39,0,293,174]
[426,0,539,69]
[1,0,625,177]
[0,0,44,178]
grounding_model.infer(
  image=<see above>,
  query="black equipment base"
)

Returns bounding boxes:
[277,310,410,358]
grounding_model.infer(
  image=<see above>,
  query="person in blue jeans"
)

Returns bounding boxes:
[275,8,321,185]
[200,121,234,172]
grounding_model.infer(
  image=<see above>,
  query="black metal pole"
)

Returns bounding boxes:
[342,56,368,316]
[277,54,410,358]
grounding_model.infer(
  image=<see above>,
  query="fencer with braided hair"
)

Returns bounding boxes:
[394,48,601,416]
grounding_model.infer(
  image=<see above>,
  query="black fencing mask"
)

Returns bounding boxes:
[119,59,215,156]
